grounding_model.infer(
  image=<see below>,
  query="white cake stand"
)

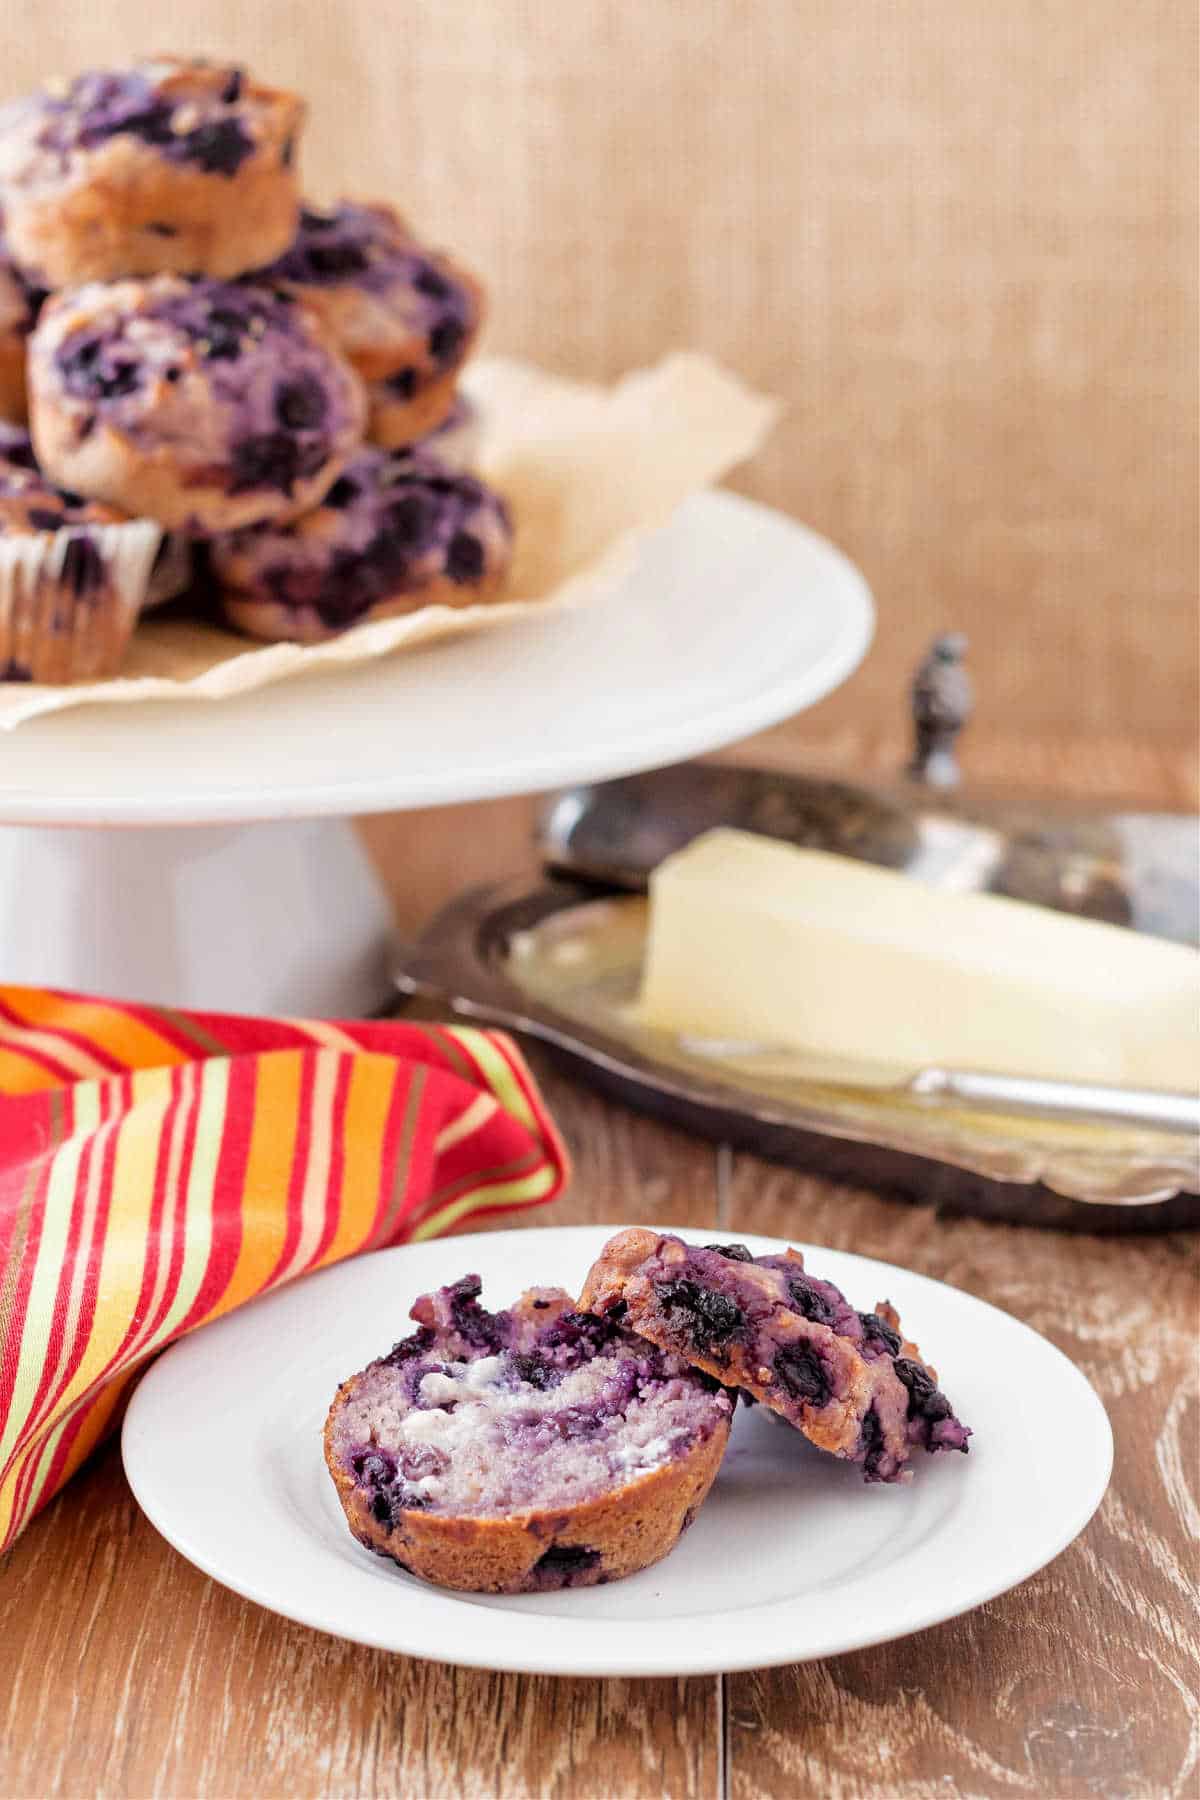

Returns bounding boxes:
[0,491,873,1013]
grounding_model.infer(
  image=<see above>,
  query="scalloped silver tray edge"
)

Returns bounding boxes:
[394,877,1200,1235]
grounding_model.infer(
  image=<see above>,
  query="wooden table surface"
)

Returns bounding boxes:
[2,719,1197,1800]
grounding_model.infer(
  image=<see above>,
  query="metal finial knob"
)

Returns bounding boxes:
[908,633,972,788]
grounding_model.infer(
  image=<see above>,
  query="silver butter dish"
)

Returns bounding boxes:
[394,766,1198,1232]
[396,647,1198,1232]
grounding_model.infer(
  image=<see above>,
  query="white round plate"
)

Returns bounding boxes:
[0,491,872,825]
[122,1224,1112,1678]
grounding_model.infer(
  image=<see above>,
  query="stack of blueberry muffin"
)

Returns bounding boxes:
[0,55,511,682]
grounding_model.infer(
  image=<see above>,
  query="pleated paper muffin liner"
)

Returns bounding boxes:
[0,517,162,683]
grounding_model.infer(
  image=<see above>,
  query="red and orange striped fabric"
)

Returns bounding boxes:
[0,986,569,1552]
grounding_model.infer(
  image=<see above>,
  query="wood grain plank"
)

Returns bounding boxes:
[721,1162,1200,1800]
[0,1446,724,1800]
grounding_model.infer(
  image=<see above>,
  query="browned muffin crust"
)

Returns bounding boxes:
[0,57,303,285]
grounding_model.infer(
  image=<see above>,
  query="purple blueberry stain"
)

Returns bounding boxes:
[382,1325,437,1369]
[529,1544,602,1589]
[627,1234,972,1483]
[507,1354,561,1392]
[213,445,507,628]
[859,1407,887,1481]
[304,240,370,279]
[655,1278,745,1352]
[177,118,252,176]
[892,1357,970,1453]
[259,202,477,384]
[428,316,465,367]
[229,432,304,496]
[34,68,255,176]
[437,1273,508,1355]
[274,375,327,430]
[773,1342,832,1408]
[346,1445,432,1528]
[328,1273,733,1553]
[858,1311,903,1359]
[384,492,428,544]
[56,333,143,402]
[445,530,484,584]
[414,265,451,301]
[323,474,359,509]
[200,305,249,362]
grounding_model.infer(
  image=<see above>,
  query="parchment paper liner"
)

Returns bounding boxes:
[0,351,780,728]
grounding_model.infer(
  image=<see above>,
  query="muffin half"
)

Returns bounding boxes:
[325,1274,734,1593]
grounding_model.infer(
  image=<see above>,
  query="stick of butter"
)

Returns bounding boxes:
[636,829,1200,1090]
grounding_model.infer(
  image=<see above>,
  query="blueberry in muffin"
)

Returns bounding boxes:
[0,57,303,284]
[259,200,483,448]
[209,442,511,642]
[28,274,365,534]
[324,1275,734,1592]
[580,1230,971,1483]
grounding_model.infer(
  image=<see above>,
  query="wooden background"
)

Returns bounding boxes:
[2,0,1196,744]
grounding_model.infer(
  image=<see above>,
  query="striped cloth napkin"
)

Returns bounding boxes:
[0,986,569,1552]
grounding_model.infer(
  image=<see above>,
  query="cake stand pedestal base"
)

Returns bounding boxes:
[0,817,396,1016]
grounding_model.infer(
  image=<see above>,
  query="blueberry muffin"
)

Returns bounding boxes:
[324,1275,734,1593]
[0,419,190,610]
[0,425,161,681]
[28,276,366,535]
[0,58,303,285]
[210,444,511,643]
[580,1231,971,1484]
[261,201,483,447]
[0,230,42,420]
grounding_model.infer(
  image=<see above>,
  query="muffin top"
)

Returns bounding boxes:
[263,201,481,376]
[0,57,302,188]
[581,1231,972,1484]
[32,275,365,500]
[211,443,510,625]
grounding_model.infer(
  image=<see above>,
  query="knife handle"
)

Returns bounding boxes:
[908,1068,1200,1136]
